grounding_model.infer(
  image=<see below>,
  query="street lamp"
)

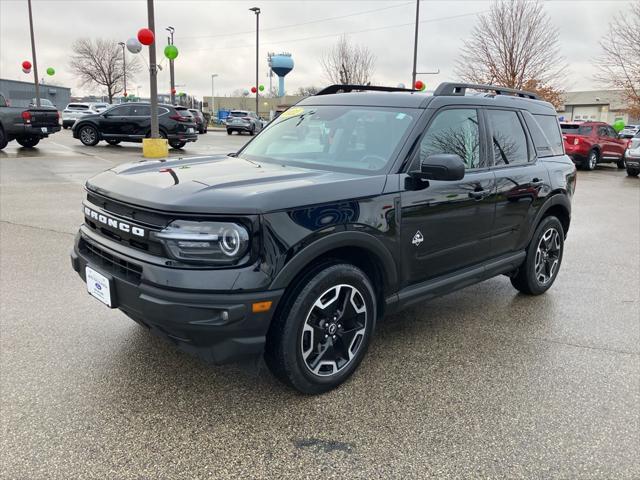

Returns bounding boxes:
[166,26,175,105]
[411,0,420,88]
[249,7,260,115]
[211,73,218,123]
[118,41,127,99]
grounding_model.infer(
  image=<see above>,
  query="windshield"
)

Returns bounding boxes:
[561,124,593,136]
[239,105,417,173]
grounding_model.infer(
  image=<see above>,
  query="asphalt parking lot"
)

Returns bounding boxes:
[1,130,639,479]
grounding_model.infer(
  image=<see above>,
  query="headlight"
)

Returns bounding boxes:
[155,220,250,264]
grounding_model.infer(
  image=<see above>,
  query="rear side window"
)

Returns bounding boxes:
[524,113,564,157]
[130,105,150,116]
[419,108,482,169]
[68,104,89,110]
[486,110,529,166]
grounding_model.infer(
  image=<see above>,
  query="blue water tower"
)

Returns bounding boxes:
[269,53,294,97]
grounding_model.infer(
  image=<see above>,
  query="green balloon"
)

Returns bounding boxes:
[46,67,55,76]
[164,45,179,60]
[258,84,265,91]
[178,92,186,97]
[612,119,625,133]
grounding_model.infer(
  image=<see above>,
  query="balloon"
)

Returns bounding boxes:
[126,37,142,54]
[612,119,625,133]
[22,67,31,74]
[397,83,406,89]
[171,88,176,95]
[414,80,424,91]
[46,67,55,76]
[251,86,257,94]
[559,116,565,121]
[258,84,265,92]
[22,60,32,70]
[178,92,186,97]
[242,89,249,97]
[164,45,178,60]
[137,28,154,46]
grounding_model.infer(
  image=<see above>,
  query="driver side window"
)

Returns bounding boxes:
[417,109,482,170]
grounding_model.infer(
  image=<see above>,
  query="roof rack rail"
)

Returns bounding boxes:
[433,82,539,100]
[316,84,416,96]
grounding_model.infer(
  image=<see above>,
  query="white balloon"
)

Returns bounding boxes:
[397,83,406,89]
[242,89,250,97]
[22,67,31,74]
[126,37,142,54]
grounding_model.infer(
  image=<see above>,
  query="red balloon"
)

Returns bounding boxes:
[171,88,176,94]
[123,92,128,97]
[414,80,424,91]
[137,28,155,46]
[251,86,257,94]
[22,60,32,70]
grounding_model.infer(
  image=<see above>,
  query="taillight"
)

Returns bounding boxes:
[21,111,31,123]
[242,117,251,121]
[170,114,189,122]
[573,138,580,146]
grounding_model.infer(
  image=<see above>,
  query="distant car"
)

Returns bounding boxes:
[561,121,627,170]
[0,92,60,149]
[188,109,207,134]
[72,102,198,150]
[624,131,640,177]
[89,102,110,113]
[226,110,263,135]
[28,98,56,108]
[62,103,112,129]
[620,124,639,139]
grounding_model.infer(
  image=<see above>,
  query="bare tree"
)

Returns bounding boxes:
[594,2,640,118]
[296,86,320,96]
[321,36,375,85]
[455,0,566,107]
[69,38,140,103]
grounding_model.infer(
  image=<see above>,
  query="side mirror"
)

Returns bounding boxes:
[417,154,465,181]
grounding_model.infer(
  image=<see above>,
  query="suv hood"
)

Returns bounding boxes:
[86,155,387,214]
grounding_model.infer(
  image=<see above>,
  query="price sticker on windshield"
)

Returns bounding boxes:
[280,107,305,119]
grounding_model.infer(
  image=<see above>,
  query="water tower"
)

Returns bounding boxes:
[268,53,294,97]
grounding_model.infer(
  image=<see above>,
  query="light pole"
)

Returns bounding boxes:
[27,0,40,107]
[147,0,159,139]
[249,7,260,115]
[411,0,420,88]
[118,42,127,99]
[166,26,176,105]
[211,73,218,123]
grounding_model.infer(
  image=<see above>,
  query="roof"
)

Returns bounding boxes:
[559,90,628,110]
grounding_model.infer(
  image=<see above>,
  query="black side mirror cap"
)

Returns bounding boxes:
[417,154,466,181]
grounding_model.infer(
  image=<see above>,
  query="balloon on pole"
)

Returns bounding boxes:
[258,84,265,92]
[242,89,250,97]
[397,83,406,89]
[126,37,142,54]
[22,60,32,70]
[612,119,625,133]
[22,67,31,74]
[164,45,178,60]
[137,28,155,46]
[251,86,257,94]
[414,80,425,91]
[46,67,55,76]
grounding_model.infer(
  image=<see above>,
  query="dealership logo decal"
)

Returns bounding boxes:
[412,230,424,246]
[84,207,145,237]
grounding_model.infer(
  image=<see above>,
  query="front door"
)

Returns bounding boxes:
[400,107,496,287]
[99,105,130,136]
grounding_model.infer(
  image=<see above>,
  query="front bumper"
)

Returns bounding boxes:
[71,229,283,364]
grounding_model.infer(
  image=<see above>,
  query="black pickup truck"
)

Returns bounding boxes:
[0,92,60,149]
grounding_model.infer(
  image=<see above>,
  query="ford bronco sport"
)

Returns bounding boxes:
[71,83,576,394]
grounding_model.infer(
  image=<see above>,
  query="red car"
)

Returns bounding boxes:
[561,122,627,170]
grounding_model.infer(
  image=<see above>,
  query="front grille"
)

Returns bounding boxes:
[80,238,143,283]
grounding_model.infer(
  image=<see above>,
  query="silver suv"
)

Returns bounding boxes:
[62,103,110,129]
[226,110,263,135]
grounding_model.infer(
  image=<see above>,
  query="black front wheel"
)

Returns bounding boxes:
[0,128,7,150]
[16,136,41,148]
[78,125,99,146]
[227,129,232,135]
[169,140,186,149]
[627,168,640,177]
[265,263,376,394]
[617,158,626,169]
[511,216,564,295]
[105,139,121,146]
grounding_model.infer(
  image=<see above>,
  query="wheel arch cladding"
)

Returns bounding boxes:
[535,196,571,240]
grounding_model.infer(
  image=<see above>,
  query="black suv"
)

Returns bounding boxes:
[71,83,576,394]
[72,103,198,150]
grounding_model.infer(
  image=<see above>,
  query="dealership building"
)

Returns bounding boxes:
[558,90,639,124]
[0,78,71,109]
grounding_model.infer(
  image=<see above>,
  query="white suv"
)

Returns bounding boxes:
[61,103,110,129]
[625,132,640,177]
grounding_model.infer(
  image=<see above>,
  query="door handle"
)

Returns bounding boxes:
[468,189,489,199]
[531,178,545,187]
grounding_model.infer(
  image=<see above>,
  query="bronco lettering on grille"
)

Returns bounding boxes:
[84,206,145,237]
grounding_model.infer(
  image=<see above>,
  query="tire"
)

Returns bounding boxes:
[78,125,99,146]
[0,127,7,150]
[511,216,564,295]
[265,263,376,394]
[617,157,626,169]
[169,140,186,149]
[16,136,40,148]
[627,168,639,177]
[249,126,255,136]
[585,149,598,171]
[227,129,232,135]
[105,139,121,146]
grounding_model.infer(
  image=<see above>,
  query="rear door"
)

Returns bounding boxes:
[486,109,551,256]
[99,105,131,136]
[400,107,496,285]
[128,104,151,137]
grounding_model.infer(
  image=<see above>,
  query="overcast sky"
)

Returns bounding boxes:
[0,0,631,99]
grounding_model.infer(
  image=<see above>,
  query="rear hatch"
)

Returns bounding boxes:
[560,123,593,145]
[28,108,59,127]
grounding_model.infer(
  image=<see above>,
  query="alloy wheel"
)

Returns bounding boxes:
[300,284,367,377]
[80,127,96,144]
[589,151,597,170]
[534,227,561,285]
